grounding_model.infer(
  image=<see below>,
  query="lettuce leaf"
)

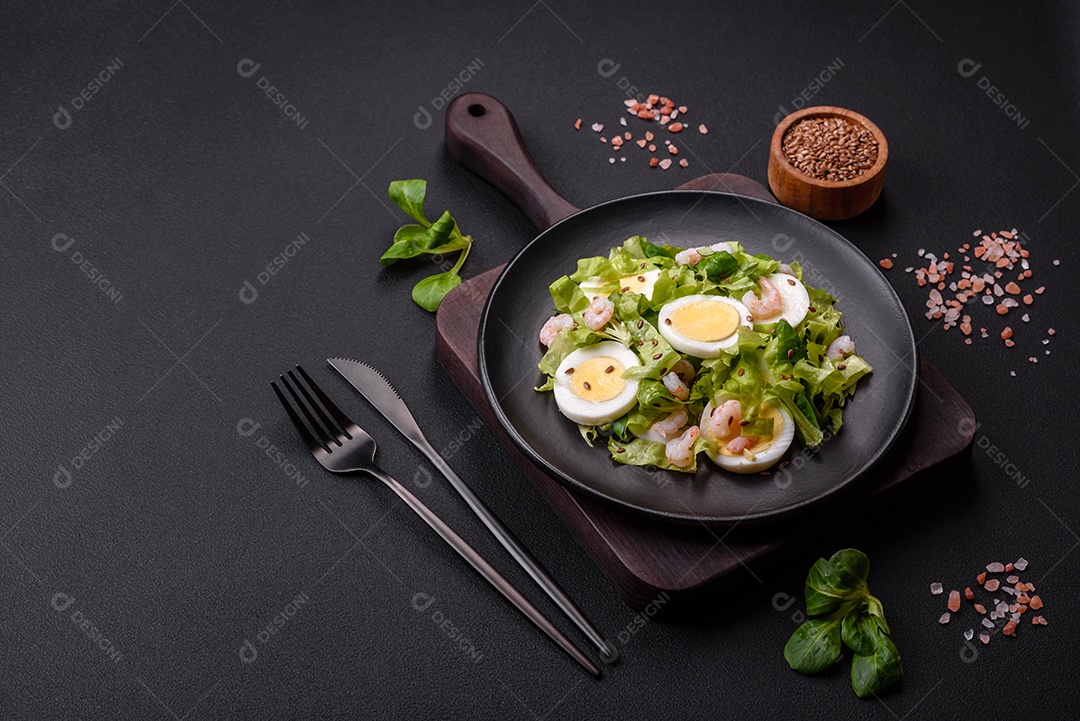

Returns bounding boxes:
[549,276,591,314]
[607,434,709,472]
[570,256,619,282]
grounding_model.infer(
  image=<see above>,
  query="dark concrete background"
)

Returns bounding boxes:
[2,1,1078,718]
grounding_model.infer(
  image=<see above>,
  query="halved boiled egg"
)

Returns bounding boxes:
[699,397,794,473]
[554,342,641,426]
[657,294,753,358]
[581,269,660,302]
[751,272,810,328]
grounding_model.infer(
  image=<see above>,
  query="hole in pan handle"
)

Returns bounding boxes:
[445,92,580,232]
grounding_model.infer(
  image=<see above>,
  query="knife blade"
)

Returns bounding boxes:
[327,357,616,663]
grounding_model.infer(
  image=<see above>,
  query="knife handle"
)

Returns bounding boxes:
[367,465,600,678]
[416,437,617,663]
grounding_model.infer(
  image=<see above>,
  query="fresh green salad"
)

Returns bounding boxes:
[535,236,872,474]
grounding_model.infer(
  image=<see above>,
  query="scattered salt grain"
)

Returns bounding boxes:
[985,579,1001,591]
[930,582,943,595]
[948,590,961,612]
[980,633,990,644]
[987,562,1005,572]
[591,123,603,132]
[939,612,951,624]
[1013,557,1029,571]
[982,617,995,628]
[964,629,974,641]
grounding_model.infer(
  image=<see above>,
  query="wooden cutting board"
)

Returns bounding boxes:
[435,172,976,611]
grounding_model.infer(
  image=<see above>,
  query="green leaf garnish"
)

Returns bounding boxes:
[411,270,462,312]
[783,618,842,674]
[388,179,429,225]
[382,180,473,312]
[785,549,902,698]
[850,626,903,699]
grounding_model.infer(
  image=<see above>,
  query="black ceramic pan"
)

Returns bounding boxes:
[446,93,917,526]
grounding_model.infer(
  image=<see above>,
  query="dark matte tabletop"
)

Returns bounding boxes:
[3,1,1079,718]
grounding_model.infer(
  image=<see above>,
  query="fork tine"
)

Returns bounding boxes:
[287,368,346,446]
[295,365,355,439]
[271,380,328,455]
[280,372,336,451]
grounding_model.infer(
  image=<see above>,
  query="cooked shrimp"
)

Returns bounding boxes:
[662,371,690,401]
[826,335,855,360]
[725,435,756,454]
[707,399,741,441]
[671,358,696,382]
[742,277,783,320]
[665,426,700,467]
[582,297,615,331]
[539,313,574,347]
[675,248,703,266]
[650,408,688,439]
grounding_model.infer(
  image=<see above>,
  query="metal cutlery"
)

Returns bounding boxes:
[271,365,601,678]
[327,357,616,663]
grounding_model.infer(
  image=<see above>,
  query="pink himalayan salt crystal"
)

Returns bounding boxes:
[948,590,961,612]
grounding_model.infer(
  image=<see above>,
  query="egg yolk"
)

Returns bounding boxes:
[619,273,652,294]
[570,357,626,402]
[719,403,784,456]
[669,301,740,342]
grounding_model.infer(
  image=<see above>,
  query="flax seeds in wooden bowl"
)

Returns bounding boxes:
[768,106,888,221]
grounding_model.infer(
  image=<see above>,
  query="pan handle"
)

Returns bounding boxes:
[445,93,580,232]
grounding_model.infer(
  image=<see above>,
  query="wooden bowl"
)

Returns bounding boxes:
[767,106,888,221]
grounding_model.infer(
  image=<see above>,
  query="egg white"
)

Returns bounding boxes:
[709,241,740,254]
[553,342,641,426]
[657,294,753,358]
[699,397,794,473]
[751,272,810,328]
[580,269,660,302]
